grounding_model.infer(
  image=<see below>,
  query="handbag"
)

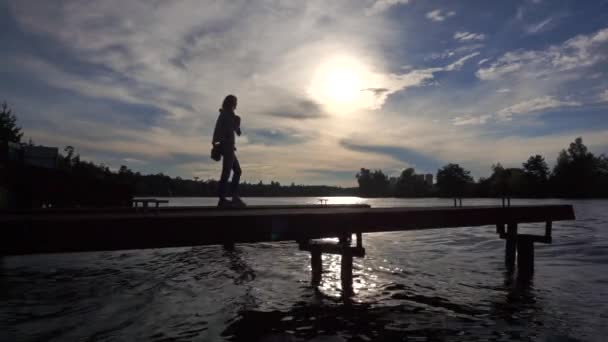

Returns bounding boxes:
[211,144,221,161]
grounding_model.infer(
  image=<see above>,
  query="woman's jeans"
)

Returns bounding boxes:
[218,146,241,199]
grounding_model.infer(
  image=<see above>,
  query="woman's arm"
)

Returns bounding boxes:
[212,113,224,145]
[235,115,242,136]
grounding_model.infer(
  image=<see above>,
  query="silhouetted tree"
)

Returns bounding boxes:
[551,137,598,197]
[394,168,430,197]
[523,155,549,196]
[0,102,23,143]
[436,163,473,197]
[523,155,549,181]
[61,145,80,168]
[356,168,390,197]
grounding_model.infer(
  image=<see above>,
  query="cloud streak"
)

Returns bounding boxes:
[477,27,608,80]
[497,96,581,121]
[426,9,455,22]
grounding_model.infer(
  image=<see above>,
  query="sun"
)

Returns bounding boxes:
[324,66,360,103]
[308,56,368,113]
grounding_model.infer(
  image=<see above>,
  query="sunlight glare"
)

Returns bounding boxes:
[308,56,373,114]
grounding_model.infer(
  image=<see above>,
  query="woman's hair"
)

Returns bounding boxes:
[221,94,237,111]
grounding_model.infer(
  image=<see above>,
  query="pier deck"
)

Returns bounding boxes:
[1,204,574,255]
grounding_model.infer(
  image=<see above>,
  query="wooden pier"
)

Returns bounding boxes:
[1,204,575,294]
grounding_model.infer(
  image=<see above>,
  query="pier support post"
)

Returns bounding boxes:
[505,223,518,272]
[356,232,363,248]
[311,248,322,286]
[517,236,534,278]
[341,245,353,296]
[545,221,552,240]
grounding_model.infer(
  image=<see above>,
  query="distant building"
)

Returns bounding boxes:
[415,174,425,183]
[1,142,58,169]
[424,174,433,186]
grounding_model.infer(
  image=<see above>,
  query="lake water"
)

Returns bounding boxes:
[2,198,607,341]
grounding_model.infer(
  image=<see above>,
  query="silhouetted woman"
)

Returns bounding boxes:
[213,94,246,207]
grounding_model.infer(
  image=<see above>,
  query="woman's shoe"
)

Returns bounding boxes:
[231,197,247,208]
[218,198,232,208]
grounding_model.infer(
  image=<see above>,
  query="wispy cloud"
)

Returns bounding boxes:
[426,9,455,22]
[454,31,486,42]
[497,96,581,121]
[478,58,490,65]
[525,17,554,34]
[367,0,410,15]
[452,114,492,126]
[600,89,608,102]
[123,158,147,165]
[477,27,608,80]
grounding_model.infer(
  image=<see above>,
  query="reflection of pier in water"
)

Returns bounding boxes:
[1,204,575,296]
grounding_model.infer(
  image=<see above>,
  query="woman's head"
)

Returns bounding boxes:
[221,94,238,111]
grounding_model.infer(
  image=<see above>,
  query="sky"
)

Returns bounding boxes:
[2,0,608,186]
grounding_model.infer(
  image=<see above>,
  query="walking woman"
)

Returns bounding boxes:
[212,94,246,208]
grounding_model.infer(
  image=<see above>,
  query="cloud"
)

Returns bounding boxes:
[525,17,553,34]
[262,99,326,120]
[497,96,581,121]
[454,31,486,42]
[246,128,310,146]
[478,58,490,65]
[429,44,483,61]
[340,139,442,173]
[444,52,481,71]
[361,88,390,96]
[452,114,492,126]
[477,27,608,80]
[367,0,410,15]
[359,52,481,109]
[600,89,608,102]
[122,158,147,165]
[426,9,455,22]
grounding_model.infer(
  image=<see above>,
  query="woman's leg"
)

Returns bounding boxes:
[218,149,235,199]
[230,155,242,196]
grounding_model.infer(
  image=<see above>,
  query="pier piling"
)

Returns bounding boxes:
[505,223,518,272]
[311,248,322,286]
[340,243,354,296]
[517,236,535,277]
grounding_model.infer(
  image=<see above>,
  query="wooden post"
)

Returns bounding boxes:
[341,246,353,296]
[496,223,505,236]
[356,232,362,248]
[517,236,534,277]
[545,221,552,238]
[505,223,518,272]
[311,248,322,286]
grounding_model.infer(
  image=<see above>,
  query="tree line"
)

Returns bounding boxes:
[357,137,608,198]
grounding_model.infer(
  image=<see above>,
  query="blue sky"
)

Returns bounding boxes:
[2,0,608,186]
